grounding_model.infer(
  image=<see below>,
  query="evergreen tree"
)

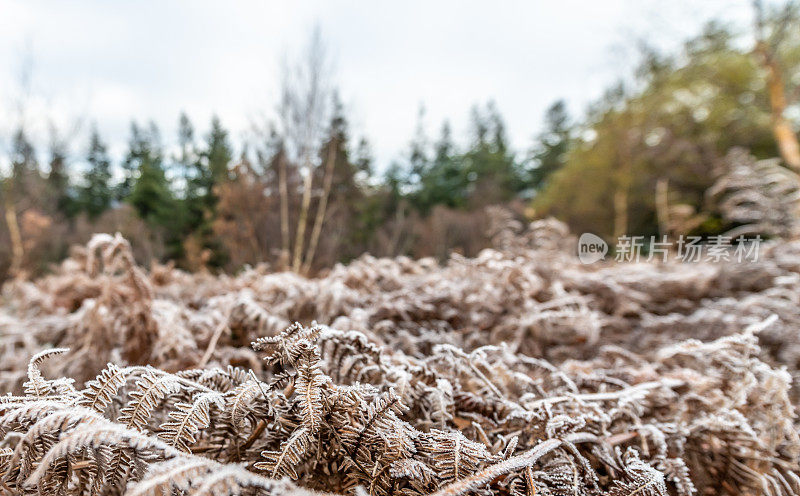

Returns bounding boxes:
[184,116,233,266]
[304,95,364,266]
[191,115,232,213]
[529,100,571,190]
[326,95,359,200]
[354,137,373,176]
[408,105,429,187]
[404,103,522,213]
[412,121,467,212]
[171,113,200,247]
[384,163,405,207]
[79,127,113,219]
[126,121,173,224]
[461,102,521,206]
[205,115,233,186]
[46,137,74,217]
[119,122,145,200]
[10,128,38,194]
[175,112,197,198]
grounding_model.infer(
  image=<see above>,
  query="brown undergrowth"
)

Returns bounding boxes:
[1,214,799,495]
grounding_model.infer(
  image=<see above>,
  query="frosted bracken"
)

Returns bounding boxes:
[1,215,799,495]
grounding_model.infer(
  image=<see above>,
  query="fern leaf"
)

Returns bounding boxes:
[77,362,127,413]
[254,426,312,479]
[5,407,105,487]
[295,350,325,434]
[158,392,224,452]
[24,423,177,491]
[228,380,263,431]
[389,458,437,484]
[22,348,70,398]
[0,400,65,437]
[124,457,216,496]
[118,372,181,431]
[130,457,307,496]
[425,438,563,496]
[342,388,407,461]
[609,448,668,496]
[0,447,12,475]
[189,464,305,496]
[422,430,492,485]
[251,323,322,367]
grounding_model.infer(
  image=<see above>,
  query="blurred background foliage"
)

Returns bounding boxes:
[1,2,800,279]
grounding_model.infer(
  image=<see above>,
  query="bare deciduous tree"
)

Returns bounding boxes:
[276,27,333,273]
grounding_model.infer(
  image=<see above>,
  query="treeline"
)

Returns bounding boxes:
[1,4,799,279]
[0,96,534,278]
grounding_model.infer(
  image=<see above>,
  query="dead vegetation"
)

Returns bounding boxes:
[1,214,799,495]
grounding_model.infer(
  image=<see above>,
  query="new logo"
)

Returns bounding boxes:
[578,233,607,264]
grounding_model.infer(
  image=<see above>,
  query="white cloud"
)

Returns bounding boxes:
[0,0,754,169]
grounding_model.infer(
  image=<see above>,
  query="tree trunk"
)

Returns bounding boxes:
[759,43,800,169]
[4,193,24,278]
[655,178,670,236]
[613,130,633,241]
[752,0,800,170]
[301,139,337,275]
[292,159,314,273]
[389,202,407,257]
[613,188,628,242]
[277,151,291,269]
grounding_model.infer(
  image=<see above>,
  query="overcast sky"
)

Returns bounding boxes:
[0,1,756,171]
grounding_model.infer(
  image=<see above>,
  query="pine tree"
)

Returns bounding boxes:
[354,137,373,176]
[46,137,74,217]
[191,116,232,214]
[461,102,520,206]
[79,127,113,219]
[10,128,38,196]
[172,113,200,247]
[176,112,197,198]
[126,121,173,225]
[205,116,233,185]
[326,95,359,201]
[185,116,233,266]
[413,121,467,212]
[529,100,571,190]
[408,105,429,187]
[119,122,144,201]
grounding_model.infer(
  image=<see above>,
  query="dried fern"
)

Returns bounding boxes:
[1,225,800,496]
[118,371,181,431]
[77,362,127,413]
[158,391,225,452]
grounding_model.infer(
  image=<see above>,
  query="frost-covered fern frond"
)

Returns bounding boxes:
[295,349,325,434]
[23,348,71,398]
[77,362,127,413]
[129,457,320,496]
[608,449,668,496]
[228,379,266,431]
[709,148,800,237]
[255,426,314,479]
[252,322,323,367]
[158,391,225,452]
[0,447,13,477]
[117,371,182,431]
